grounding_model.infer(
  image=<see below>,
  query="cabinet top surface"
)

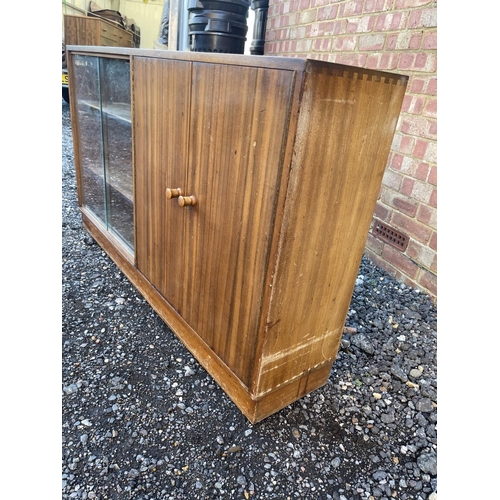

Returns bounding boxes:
[66,45,408,82]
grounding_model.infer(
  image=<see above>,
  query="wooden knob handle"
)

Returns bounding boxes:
[178,195,197,207]
[166,188,182,199]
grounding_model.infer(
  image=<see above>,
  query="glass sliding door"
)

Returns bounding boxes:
[72,55,134,254]
[100,57,134,250]
[73,55,106,224]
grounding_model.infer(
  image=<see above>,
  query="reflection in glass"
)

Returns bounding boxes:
[72,55,134,253]
[100,58,134,249]
[73,55,106,224]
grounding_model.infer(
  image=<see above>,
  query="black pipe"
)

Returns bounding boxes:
[250,0,269,55]
[188,0,251,54]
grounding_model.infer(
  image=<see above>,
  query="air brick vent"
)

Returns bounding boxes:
[372,219,409,251]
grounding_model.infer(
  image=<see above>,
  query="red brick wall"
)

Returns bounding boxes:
[265,0,437,302]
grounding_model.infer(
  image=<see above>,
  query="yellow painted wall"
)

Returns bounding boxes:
[63,0,256,53]
[120,0,164,49]
[61,0,163,48]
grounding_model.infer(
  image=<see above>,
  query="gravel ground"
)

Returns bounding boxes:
[62,99,437,500]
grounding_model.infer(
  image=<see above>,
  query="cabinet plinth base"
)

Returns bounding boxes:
[82,213,333,423]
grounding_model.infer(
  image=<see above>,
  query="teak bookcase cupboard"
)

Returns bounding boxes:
[67,46,407,423]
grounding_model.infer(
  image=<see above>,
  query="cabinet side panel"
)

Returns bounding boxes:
[256,65,407,396]
[133,57,191,313]
[183,63,295,386]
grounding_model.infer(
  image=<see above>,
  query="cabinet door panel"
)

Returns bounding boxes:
[182,63,295,386]
[134,57,191,312]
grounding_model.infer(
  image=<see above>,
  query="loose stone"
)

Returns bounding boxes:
[417,453,437,476]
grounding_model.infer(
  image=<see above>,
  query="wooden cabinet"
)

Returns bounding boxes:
[67,46,408,423]
[64,14,133,48]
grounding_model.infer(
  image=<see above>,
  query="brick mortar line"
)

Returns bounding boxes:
[395,122,437,141]
[268,21,437,32]
[268,15,436,28]
[368,242,437,279]
[269,43,436,55]
[376,197,436,230]
[269,34,436,46]
[268,24,436,41]
[364,247,437,297]
[268,37,436,50]
[268,7,436,13]
[399,112,437,122]
[404,252,437,277]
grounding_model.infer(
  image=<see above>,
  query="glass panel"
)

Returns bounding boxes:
[100,58,134,250]
[72,55,106,225]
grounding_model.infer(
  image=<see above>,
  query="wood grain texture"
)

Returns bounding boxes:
[253,60,408,397]
[65,15,100,46]
[65,45,307,71]
[187,62,295,386]
[136,60,295,387]
[251,362,332,422]
[133,57,191,316]
[69,47,409,422]
[64,15,132,47]
[67,50,85,208]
